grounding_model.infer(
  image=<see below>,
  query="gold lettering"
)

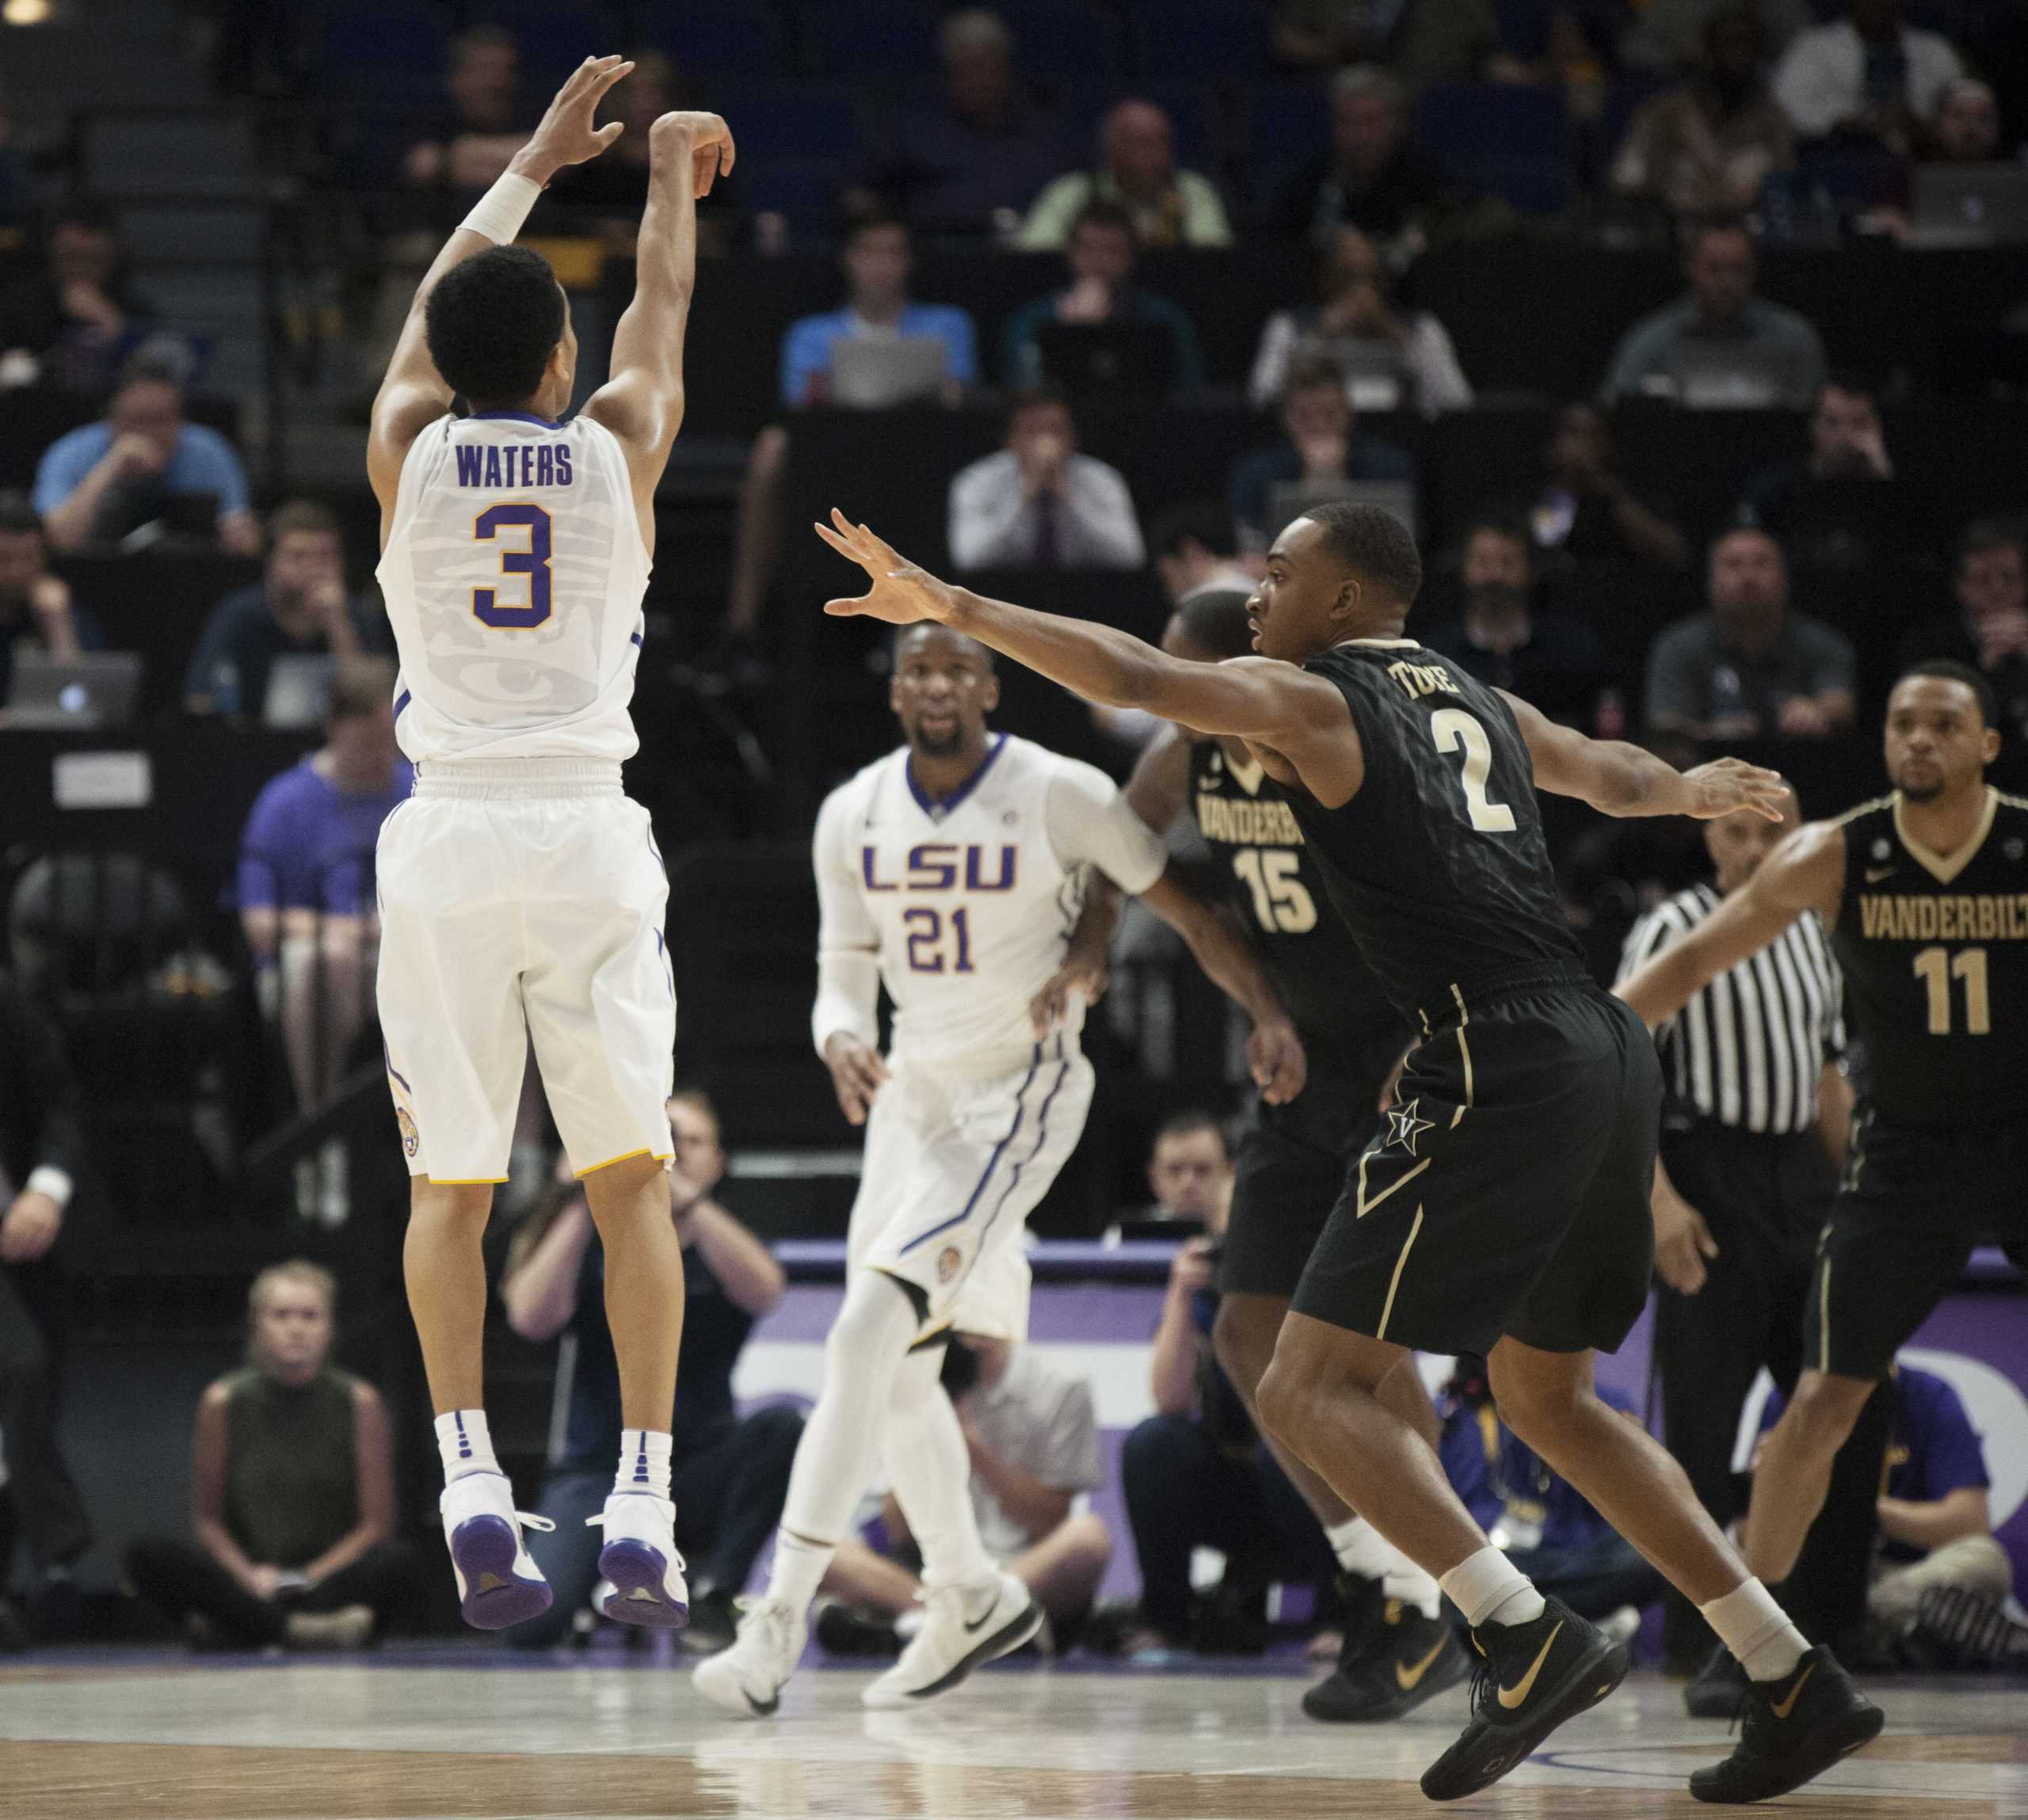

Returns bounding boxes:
[1940,899,1957,941]
[1980,898,1999,940]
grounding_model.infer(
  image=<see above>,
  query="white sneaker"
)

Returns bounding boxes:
[589,1491,690,1629]
[861,1571,1040,1709]
[440,1472,555,1631]
[692,1595,806,1718]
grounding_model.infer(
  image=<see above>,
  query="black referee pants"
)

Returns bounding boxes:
[1653,1122,1887,1666]
[0,1261,92,1573]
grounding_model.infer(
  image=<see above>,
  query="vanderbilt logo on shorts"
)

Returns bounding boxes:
[397,1107,420,1159]
[936,1244,963,1284]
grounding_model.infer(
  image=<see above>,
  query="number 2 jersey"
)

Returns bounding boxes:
[1833,787,2028,1125]
[1187,739,1408,1083]
[375,409,650,763]
[813,733,1166,1077]
[1288,638,1586,1027]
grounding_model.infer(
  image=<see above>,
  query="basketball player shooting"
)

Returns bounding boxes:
[365,56,733,1633]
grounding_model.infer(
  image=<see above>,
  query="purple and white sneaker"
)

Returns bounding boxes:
[440,1472,555,1632]
[591,1491,689,1629]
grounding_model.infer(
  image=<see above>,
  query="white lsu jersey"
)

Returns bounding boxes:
[375,410,650,763]
[813,733,1167,1077]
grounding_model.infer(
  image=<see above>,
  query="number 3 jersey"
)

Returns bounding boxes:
[375,410,650,763]
[1290,638,1584,1027]
[1188,739,1406,1083]
[1833,787,2028,1125]
[813,733,1166,1076]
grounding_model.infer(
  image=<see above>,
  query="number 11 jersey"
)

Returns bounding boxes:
[376,409,650,763]
[1289,638,1584,1028]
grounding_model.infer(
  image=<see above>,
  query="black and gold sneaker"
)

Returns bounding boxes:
[1420,1597,1629,1801]
[1687,1646,1883,1803]
[1304,1594,1471,1723]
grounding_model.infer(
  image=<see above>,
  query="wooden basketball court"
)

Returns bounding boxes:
[1,1649,2019,1818]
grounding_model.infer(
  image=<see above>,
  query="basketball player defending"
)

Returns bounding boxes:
[367,57,734,1631]
[696,621,1304,1715]
[813,508,1881,1803]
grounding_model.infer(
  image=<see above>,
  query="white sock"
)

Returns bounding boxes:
[1382,1547,1443,1620]
[1701,1578,1808,1683]
[885,1345,998,1592]
[1439,1545,1546,1630]
[435,1409,499,1483]
[616,1428,673,1501]
[763,1270,920,1613]
[1325,1517,1395,1580]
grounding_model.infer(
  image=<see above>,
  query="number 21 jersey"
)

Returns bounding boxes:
[376,409,650,763]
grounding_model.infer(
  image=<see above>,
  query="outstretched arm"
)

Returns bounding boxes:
[1616,821,1846,1027]
[368,55,635,524]
[584,110,735,552]
[1500,690,1788,822]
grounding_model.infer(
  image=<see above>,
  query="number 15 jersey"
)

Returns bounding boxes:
[376,410,649,763]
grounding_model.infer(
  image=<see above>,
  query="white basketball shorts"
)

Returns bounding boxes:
[848,1034,1095,1342]
[375,759,675,1184]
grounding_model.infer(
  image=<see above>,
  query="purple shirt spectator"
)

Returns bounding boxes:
[238,755,412,919]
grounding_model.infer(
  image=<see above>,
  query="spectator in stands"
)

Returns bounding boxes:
[185,501,388,719]
[501,1092,799,1652]
[1227,358,1412,553]
[33,358,257,554]
[1142,1110,1233,1225]
[1248,227,1472,417]
[1900,520,2028,791]
[1437,1354,1662,1628]
[1772,0,1963,154]
[1424,512,1606,726]
[1923,77,2003,162]
[948,387,1145,571]
[715,215,978,669]
[1020,99,1232,251]
[1530,402,1689,569]
[1272,66,1458,253]
[0,201,157,394]
[1151,504,1258,607]
[0,972,91,1646]
[1120,1178,1331,1651]
[1736,375,1917,581]
[1623,0,1813,77]
[1612,4,1795,219]
[870,9,1074,237]
[1645,528,1857,743]
[1273,0,1504,90]
[1600,217,1828,409]
[1759,1362,2015,1649]
[402,25,528,199]
[237,657,410,1115]
[0,493,86,701]
[125,1262,414,1651]
[1000,200,1207,396]
[818,1331,1111,1656]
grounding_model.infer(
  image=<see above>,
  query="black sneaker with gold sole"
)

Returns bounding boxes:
[1688,1646,1883,1803]
[1304,1597,1471,1723]
[1420,1597,1629,1801]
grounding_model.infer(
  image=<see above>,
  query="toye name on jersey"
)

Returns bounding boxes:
[862,842,1018,893]
[454,442,574,489]
[1195,794,1305,847]
[1386,658,1462,700]
[1858,891,2028,942]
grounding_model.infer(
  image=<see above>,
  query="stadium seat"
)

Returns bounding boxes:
[1240,82,1331,211]
[1413,83,1573,214]
[993,0,1124,89]
[798,2,939,82]
[1142,82,1220,172]
[638,4,787,87]
[1127,0,1268,82]
[742,157,844,242]
[314,0,448,79]
[729,85,861,166]
[466,1,613,91]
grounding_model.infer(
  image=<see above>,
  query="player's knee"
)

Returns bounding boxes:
[408,1181,492,1226]
[1060,1512,1113,1574]
[1254,1350,1311,1452]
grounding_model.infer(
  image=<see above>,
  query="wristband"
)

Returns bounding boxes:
[25,1166,72,1211]
[459,171,543,246]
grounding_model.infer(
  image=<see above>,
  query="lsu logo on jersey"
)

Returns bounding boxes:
[936,1244,963,1285]
[860,843,1018,893]
[397,1106,420,1159]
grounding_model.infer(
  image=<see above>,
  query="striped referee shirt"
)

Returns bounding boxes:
[1618,884,1844,1135]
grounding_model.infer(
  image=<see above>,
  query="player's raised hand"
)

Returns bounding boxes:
[1681,756,1790,821]
[650,111,737,200]
[513,56,635,183]
[817,510,962,627]
[821,1032,889,1126]
[1247,1017,1308,1106]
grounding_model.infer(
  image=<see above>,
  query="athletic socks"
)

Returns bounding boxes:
[1440,1545,1546,1630]
[885,1345,998,1593]
[616,1428,673,1501]
[434,1409,500,1483]
[768,1529,837,1613]
[1701,1578,1808,1683]
[1326,1517,1443,1618]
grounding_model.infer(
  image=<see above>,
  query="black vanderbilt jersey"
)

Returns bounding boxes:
[1189,739,1408,1083]
[1834,788,2028,1126]
[1290,640,1585,1026]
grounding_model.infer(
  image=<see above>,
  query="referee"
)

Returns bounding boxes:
[1617,786,1878,1692]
